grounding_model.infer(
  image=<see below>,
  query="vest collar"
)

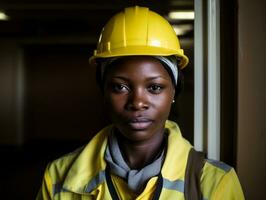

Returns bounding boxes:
[161,121,192,181]
[60,121,191,194]
[62,125,112,194]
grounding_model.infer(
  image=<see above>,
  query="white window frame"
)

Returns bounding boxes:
[194,0,220,160]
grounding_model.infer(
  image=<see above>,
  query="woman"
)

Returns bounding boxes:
[37,6,244,200]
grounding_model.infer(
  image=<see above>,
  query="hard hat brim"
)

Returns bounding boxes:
[89,46,189,69]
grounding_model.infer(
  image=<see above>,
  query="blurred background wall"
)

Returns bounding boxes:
[0,0,265,199]
[237,0,266,199]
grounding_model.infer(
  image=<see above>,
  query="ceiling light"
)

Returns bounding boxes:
[168,11,194,20]
[0,11,9,21]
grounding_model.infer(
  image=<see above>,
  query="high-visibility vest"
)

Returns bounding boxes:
[36,120,245,200]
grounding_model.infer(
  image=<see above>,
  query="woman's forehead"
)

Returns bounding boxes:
[106,56,170,77]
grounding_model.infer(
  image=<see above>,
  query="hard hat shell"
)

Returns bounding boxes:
[89,6,189,69]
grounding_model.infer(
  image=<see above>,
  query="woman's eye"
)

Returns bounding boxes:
[148,84,164,93]
[112,83,129,93]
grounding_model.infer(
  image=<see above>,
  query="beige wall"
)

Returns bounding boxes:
[237,0,266,199]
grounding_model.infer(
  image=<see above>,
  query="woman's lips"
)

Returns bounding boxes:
[128,118,153,130]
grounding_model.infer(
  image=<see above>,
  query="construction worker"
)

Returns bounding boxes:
[36,6,245,200]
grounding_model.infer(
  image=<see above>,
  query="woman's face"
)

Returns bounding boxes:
[103,56,175,142]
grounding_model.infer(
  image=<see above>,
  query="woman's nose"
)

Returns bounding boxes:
[126,89,149,111]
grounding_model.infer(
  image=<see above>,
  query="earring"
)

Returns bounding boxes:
[172,99,175,103]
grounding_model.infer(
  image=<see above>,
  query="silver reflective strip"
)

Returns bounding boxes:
[52,170,106,195]
[163,178,184,193]
[206,159,231,172]
[85,170,106,192]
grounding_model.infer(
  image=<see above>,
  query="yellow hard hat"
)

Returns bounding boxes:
[89,6,189,69]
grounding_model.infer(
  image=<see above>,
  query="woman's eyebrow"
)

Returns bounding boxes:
[111,76,130,81]
[111,75,169,81]
[146,76,169,81]
[111,75,168,81]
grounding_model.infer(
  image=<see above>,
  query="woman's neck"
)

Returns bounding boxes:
[116,130,166,169]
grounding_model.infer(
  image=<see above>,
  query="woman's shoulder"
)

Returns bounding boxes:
[45,144,87,183]
[201,159,233,190]
[45,126,111,184]
[201,159,245,199]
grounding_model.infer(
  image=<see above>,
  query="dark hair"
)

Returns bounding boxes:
[95,57,184,98]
